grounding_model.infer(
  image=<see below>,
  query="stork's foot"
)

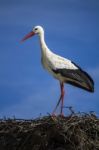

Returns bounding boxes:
[51,112,57,117]
[60,113,64,117]
[51,112,65,118]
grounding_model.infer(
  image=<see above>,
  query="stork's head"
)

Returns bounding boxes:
[21,25,44,42]
[33,26,44,34]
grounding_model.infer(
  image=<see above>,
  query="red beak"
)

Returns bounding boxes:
[21,31,35,42]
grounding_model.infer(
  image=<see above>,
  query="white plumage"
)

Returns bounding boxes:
[21,25,94,116]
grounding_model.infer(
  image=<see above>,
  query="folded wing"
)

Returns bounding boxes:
[52,62,94,92]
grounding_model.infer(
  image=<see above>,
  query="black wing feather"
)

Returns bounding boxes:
[52,62,94,92]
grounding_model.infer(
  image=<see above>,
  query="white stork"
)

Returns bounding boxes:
[21,25,94,116]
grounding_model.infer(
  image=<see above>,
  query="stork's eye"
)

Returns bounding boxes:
[35,28,38,30]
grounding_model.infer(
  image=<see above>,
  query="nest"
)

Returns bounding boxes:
[0,112,99,150]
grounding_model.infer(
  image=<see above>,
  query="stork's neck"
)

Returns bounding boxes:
[38,31,51,55]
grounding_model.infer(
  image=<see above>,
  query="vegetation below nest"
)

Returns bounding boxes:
[0,112,99,150]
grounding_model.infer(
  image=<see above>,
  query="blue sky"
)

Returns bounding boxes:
[0,0,99,118]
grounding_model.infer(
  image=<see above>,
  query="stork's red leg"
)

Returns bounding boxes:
[60,82,65,116]
[52,82,64,116]
[52,93,62,116]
